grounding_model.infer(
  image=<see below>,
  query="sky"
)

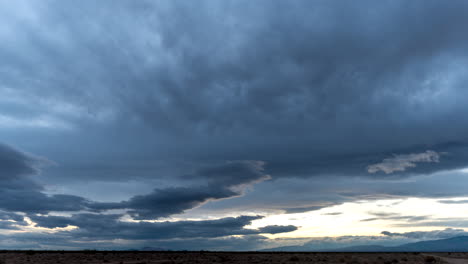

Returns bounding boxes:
[1,0,468,250]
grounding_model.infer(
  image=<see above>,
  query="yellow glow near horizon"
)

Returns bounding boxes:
[248,197,468,239]
[11,168,468,238]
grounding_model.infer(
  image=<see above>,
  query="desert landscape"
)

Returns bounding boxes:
[0,252,464,264]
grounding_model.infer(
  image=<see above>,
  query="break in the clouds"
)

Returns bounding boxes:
[1,0,468,250]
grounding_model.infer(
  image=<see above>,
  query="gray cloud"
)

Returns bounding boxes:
[257,225,298,234]
[29,214,297,240]
[0,143,49,180]
[1,0,468,250]
[0,211,27,230]
[322,212,343,216]
[90,161,270,219]
[1,0,468,184]
[283,205,333,214]
[438,199,468,204]
[0,211,24,222]
[0,143,93,213]
[0,144,270,222]
[360,212,430,222]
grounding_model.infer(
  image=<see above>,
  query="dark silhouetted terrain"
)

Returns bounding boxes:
[265,236,468,252]
[0,251,459,264]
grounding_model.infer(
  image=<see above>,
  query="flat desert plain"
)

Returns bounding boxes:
[0,252,465,264]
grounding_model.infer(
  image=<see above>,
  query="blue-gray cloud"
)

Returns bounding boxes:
[0,145,270,220]
[2,0,468,182]
[0,143,93,213]
[89,161,270,219]
[1,0,468,250]
[28,214,296,240]
[0,143,48,180]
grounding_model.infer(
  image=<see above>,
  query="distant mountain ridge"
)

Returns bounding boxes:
[264,236,468,252]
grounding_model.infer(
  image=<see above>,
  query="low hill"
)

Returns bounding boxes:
[264,236,468,252]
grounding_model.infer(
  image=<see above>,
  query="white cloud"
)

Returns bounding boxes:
[0,114,72,130]
[367,150,440,174]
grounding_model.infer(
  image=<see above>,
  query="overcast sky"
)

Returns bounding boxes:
[1,0,468,250]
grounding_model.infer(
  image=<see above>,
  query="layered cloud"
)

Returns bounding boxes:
[1,0,468,183]
[0,144,271,218]
[87,161,271,219]
[1,0,468,250]
[0,143,92,213]
[28,214,296,240]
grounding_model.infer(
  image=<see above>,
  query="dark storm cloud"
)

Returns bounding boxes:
[101,186,240,219]
[0,190,91,213]
[2,0,468,183]
[90,161,271,219]
[183,160,269,186]
[1,0,468,250]
[0,143,92,213]
[257,225,297,234]
[29,214,297,240]
[0,154,271,222]
[0,142,269,220]
[113,0,468,178]
[0,143,48,180]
